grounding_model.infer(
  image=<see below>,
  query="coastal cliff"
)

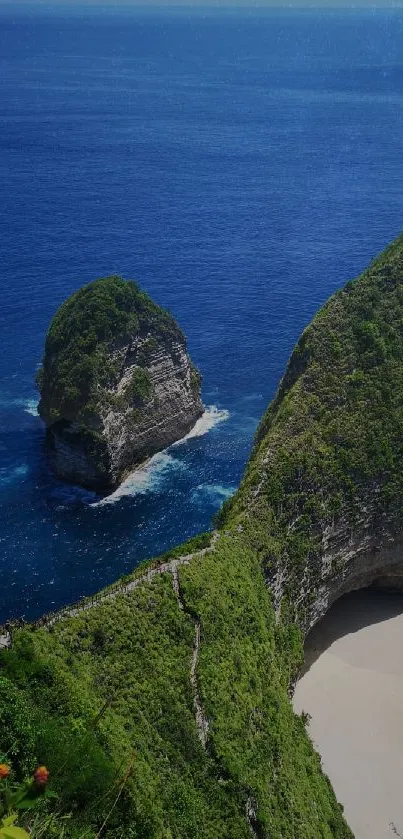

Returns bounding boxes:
[3,236,403,837]
[37,275,203,489]
[230,233,403,634]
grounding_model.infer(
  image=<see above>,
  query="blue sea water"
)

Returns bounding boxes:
[1,4,403,622]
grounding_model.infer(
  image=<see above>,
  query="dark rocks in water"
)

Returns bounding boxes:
[37,275,203,489]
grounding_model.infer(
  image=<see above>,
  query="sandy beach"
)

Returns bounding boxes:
[293,589,403,839]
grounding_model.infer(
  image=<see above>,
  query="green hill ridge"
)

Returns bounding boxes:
[3,234,403,838]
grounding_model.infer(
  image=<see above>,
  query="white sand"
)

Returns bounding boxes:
[293,590,403,839]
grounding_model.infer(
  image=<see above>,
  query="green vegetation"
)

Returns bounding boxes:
[137,337,158,365]
[230,232,403,625]
[0,534,350,839]
[37,276,179,425]
[124,368,152,406]
[36,274,202,488]
[6,235,403,837]
[111,369,153,414]
[190,368,202,394]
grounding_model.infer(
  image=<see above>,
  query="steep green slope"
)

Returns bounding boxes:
[0,534,350,839]
[226,232,403,630]
[3,234,403,837]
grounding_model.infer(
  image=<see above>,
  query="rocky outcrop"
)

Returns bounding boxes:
[38,276,203,489]
[269,503,403,635]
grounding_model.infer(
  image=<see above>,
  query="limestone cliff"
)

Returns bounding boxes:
[37,275,203,489]
[230,233,403,635]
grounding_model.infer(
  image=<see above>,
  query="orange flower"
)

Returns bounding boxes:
[34,765,49,787]
[0,764,10,779]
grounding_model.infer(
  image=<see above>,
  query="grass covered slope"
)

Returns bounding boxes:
[4,234,403,837]
[0,532,351,839]
[226,233,403,628]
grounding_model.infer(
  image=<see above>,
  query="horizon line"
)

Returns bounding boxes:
[2,0,403,7]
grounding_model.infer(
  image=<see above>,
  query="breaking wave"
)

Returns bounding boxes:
[23,399,39,417]
[191,483,236,505]
[93,451,187,506]
[174,405,229,444]
[92,405,229,507]
[0,395,39,417]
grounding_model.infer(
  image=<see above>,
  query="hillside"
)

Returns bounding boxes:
[3,235,403,837]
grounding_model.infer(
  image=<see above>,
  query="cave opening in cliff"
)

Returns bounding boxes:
[302,586,403,677]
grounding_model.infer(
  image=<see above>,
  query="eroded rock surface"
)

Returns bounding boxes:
[38,275,203,489]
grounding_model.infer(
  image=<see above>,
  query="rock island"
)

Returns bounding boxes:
[37,275,203,489]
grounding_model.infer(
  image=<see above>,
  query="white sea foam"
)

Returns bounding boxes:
[92,405,229,507]
[92,451,187,507]
[173,405,229,444]
[23,399,39,417]
[0,464,28,487]
[191,483,236,504]
[0,395,39,416]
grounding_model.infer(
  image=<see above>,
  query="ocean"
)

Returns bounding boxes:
[1,3,402,621]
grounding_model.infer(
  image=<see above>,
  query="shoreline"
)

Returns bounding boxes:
[92,404,229,507]
[293,589,403,839]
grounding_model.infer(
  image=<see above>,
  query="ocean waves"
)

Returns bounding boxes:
[0,394,39,417]
[190,483,236,506]
[93,405,229,507]
[0,464,28,487]
[175,406,229,442]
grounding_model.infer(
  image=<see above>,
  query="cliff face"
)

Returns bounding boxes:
[6,237,403,838]
[229,233,403,634]
[38,276,203,489]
